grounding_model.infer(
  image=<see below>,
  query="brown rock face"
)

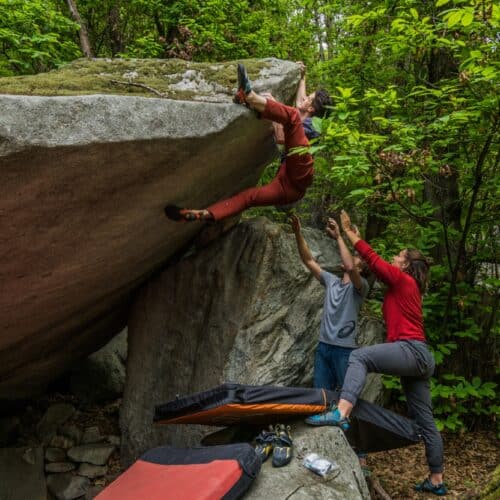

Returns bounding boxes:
[0,58,300,398]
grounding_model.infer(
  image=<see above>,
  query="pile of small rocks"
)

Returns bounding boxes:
[0,401,122,500]
[0,329,127,500]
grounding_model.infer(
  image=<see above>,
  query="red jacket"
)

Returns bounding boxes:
[355,240,426,343]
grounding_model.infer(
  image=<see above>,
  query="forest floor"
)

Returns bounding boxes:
[369,430,498,499]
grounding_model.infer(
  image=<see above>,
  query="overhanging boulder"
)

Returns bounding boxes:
[0,58,300,399]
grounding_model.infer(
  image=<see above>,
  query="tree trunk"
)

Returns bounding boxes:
[109,2,124,56]
[65,0,93,58]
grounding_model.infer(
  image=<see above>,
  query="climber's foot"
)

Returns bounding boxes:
[233,63,252,105]
[164,205,212,222]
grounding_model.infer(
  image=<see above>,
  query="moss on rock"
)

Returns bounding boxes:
[0,58,270,99]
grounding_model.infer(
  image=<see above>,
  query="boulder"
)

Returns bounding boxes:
[120,217,384,465]
[246,423,369,500]
[69,328,128,403]
[0,447,46,500]
[0,57,301,399]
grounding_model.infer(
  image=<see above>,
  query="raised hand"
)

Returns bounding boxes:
[289,214,301,234]
[340,210,353,233]
[326,218,340,239]
[296,61,306,77]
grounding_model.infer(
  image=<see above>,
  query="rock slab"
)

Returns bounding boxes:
[0,58,300,399]
[246,423,369,500]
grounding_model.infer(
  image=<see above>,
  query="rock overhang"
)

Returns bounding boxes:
[0,57,301,399]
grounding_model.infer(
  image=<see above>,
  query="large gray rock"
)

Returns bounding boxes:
[69,328,128,403]
[0,58,301,399]
[0,447,46,500]
[246,423,369,499]
[120,217,384,465]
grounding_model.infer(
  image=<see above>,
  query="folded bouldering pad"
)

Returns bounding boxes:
[154,383,329,426]
[155,383,422,453]
[96,443,260,500]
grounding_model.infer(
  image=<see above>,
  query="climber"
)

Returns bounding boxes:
[164,63,331,222]
[290,214,369,393]
[306,209,447,496]
[291,214,370,471]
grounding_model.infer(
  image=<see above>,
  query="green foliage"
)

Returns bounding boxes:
[0,0,80,76]
[431,375,498,432]
[308,0,499,432]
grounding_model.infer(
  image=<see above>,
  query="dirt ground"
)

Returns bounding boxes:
[368,430,499,499]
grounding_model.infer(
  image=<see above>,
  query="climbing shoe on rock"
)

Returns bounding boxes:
[164,205,209,222]
[233,63,252,105]
[254,425,276,463]
[272,424,293,467]
[304,405,350,431]
[414,477,448,496]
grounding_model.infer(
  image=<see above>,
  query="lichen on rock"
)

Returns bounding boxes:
[0,57,276,101]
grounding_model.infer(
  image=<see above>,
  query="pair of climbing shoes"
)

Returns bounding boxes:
[254,424,293,468]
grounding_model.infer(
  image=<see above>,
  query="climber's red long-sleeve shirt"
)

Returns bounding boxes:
[355,240,426,343]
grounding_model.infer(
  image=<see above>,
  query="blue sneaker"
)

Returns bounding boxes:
[415,477,448,496]
[304,406,350,431]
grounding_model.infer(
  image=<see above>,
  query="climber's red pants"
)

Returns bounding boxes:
[207,99,314,221]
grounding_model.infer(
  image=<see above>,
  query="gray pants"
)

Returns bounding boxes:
[340,340,444,473]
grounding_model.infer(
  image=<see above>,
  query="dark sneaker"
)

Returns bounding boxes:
[304,406,350,431]
[272,424,293,467]
[415,477,448,496]
[254,426,276,463]
[233,63,252,104]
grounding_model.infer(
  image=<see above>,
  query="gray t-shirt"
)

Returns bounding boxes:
[319,271,369,348]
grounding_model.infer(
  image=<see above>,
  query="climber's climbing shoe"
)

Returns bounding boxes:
[254,425,276,463]
[272,424,293,467]
[304,405,350,431]
[233,63,252,105]
[164,205,204,222]
[414,477,448,496]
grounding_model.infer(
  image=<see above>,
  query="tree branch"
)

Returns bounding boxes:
[108,79,167,97]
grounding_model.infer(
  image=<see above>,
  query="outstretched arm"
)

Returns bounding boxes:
[295,61,307,108]
[328,218,364,292]
[290,215,322,281]
[340,210,402,286]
